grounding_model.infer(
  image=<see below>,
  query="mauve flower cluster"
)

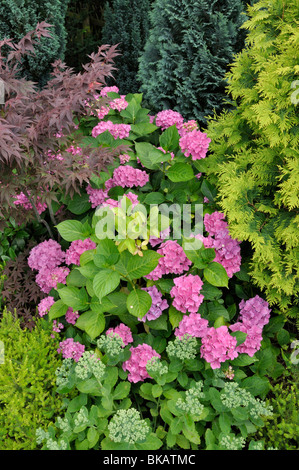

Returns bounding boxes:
[139,286,169,322]
[112,165,149,188]
[28,239,65,272]
[180,120,198,134]
[229,296,271,357]
[14,192,47,215]
[65,238,96,266]
[106,323,134,347]
[148,227,171,247]
[170,274,204,314]
[57,338,85,362]
[37,296,55,317]
[119,154,131,164]
[179,129,211,161]
[110,96,128,112]
[103,192,139,210]
[145,240,192,281]
[100,86,119,96]
[92,120,131,139]
[155,109,184,131]
[203,211,241,278]
[175,313,209,340]
[122,343,160,383]
[65,308,80,325]
[35,266,70,294]
[200,325,238,369]
[86,185,108,208]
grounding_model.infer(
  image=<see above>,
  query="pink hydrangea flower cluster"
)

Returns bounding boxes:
[28,239,65,271]
[122,343,160,383]
[52,320,64,333]
[148,227,171,247]
[139,286,169,322]
[170,274,204,314]
[37,296,55,317]
[239,295,271,329]
[228,295,271,357]
[103,192,139,210]
[100,86,119,96]
[174,313,209,340]
[57,338,85,362]
[200,325,238,369]
[112,165,149,188]
[14,192,47,215]
[35,266,70,294]
[119,154,131,164]
[145,240,192,281]
[92,120,131,139]
[155,109,184,131]
[179,129,211,160]
[86,185,108,208]
[65,307,80,325]
[110,96,128,111]
[106,323,133,347]
[203,211,241,278]
[65,238,97,266]
[180,120,198,135]
[229,322,263,357]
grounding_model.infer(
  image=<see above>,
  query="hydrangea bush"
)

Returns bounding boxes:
[30,89,291,450]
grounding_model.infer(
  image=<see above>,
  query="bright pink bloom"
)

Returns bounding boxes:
[112,165,149,188]
[122,343,160,383]
[65,238,97,266]
[229,322,263,357]
[170,274,204,314]
[86,185,108,208]
[139,286,169,322]
[96,106,110,119]
[106,323,133,347]
[100,86,119,97]
[155,109,184,131]
[92,120,131,139]
[28,239,65,271]
[57,338,85,362]
[119,154,131,164]
[110,96,128,111]
[145,240,192,281]
[37,296,55,317]
[65,308,80,325]
[239,295,271,329]
[35,266,70,294]
[179,120,198,135]
[179,129,211,160]
[52,320,64,333]
[200,326,238,369]
[175,313,209,339]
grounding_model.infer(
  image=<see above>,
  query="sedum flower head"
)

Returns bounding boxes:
[55,358,73,388]
[166,335,198,361]
[221,382,273,418]
[220,434,246,450]
[108,408,150,444]
[146,356,168,376]
[97,333,124,357]
[176,382,204,416]
[74,351,106,381]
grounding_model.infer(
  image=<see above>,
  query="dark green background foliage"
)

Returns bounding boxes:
[137,0,246,125]
[0,310,64,450]
[64,0,106,71]
[0,0,69,87]
[101,0,152,94]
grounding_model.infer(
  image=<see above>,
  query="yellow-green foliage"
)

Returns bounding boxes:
[0,310,64,450]
[203,0,299,315]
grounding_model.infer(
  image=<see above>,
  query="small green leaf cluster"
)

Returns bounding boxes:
[0,310,65,450]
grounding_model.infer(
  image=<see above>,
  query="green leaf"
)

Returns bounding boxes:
[48,300,68,321]
[169,305,184,328]
[136,433,163,450]
[93,270,121,301]
[115,250,161,280]
[204,262,229,288]
[130,122,157,136]
[167,163,194,182]
[152,384,163,398]
[67,192,91,215]
[66,269,87,287]
[159,125,180,152]
[112,382,131,400]
[87,427,100,448]
[145,313,168,331]
[219,413,231,434]
[75,309,105,340]
[126,289,152,318]
[58,286,89,311]
[56,220,87,241]
[230,330,247,346]
[201,179,217,203]
[67,393,88,413]
[135,142,169,169]
[76,377,103,395]
[143,192,165,205]
[232,354,258,367]
[241,376,270,397]
[78,262,99,279]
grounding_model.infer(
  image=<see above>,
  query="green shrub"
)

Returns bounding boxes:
[101,0,151,94]
[201,0,299,318]
[0,310,65,449]
[137,0,246,125]
[0,0,70,87]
